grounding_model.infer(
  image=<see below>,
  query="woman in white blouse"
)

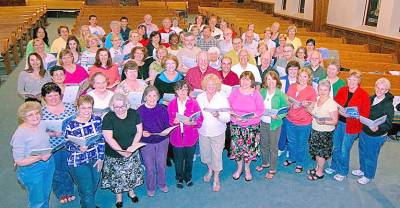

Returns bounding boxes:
[196,74,230,192]
[87,72,114,117]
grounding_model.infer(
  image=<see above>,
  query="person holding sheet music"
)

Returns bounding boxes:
[89,48,121,89]
[167,80,204,189]
[352,78,394,185]
[138,86,171,196]
[11,102,55,208]
[305,80,338,181]
[196,74,231,192]
[101,93,144,207]
[307,50,327,82]
[326,70,371,182]
[154,54,184,104]
[87,72,115,117]
[18,52,51,102]
[81,34,100,72]
[64,95,105,208]
[285,68,317,174]
[158,17,175,46]
[31,38,57,71]
[322,60,346,97]
[40,83,77,204]
[258,71,288,179]
[59,49,88,85]
[115,61,148,109]
[228,71,265,181]
[64,36,82,65]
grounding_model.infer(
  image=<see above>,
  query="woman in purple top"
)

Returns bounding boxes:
[167,80,204,189]
[228,71,265,181]
[138,86,170,197]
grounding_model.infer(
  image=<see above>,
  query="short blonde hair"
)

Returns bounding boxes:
[109,93,130,111]
[17,101,42,124]
[348,69,362,81]
[86,34,98,46]
[77,95,94,107]
[297,67,313,86]
[375,78,391,91]
[201,74,222,91]
[287,25,297,33]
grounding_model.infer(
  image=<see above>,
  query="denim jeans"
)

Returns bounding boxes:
[278,118,288,151]
[16,157,55,208]
[52,149,74,199]
[333,122,359,176]
[173,145,196,182]
[286,120,312,167]
[359,131,386,179]
[69,160,100,208]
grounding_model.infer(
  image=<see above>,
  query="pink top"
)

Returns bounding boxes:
[89,64,121,88]
[286,83,317,125]
[64,64,88,84]
[228,87,265,127]
[168,97,204,147]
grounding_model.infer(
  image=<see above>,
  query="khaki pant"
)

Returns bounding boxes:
[199,133,225,171]
[260,122,281,170]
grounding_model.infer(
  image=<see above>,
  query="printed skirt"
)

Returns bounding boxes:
[101,151,144,193]
[308,129,334,159]
[230,123,261,162]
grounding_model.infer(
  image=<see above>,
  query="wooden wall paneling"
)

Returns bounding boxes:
[312,0,329,32]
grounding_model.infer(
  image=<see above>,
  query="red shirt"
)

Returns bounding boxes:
[89,64,121,88]
[219,70,239,86]
[286,83,317,125]
[334,86,371,134]
[185,66,221,89]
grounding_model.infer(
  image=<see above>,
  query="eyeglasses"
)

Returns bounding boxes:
[113,105,127,110]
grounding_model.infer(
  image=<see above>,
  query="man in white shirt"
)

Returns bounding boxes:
[208,16,223,41]
[243,31,259,58]
[88,15,105,39]
[231,49,262,84]
[140,14,159,37]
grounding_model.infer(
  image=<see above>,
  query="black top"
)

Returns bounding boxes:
[154,71,184,101]
[102,109,142,158]
[363,93,394,136]
[121,57,154,81]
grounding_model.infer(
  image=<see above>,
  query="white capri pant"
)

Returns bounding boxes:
[199,133,225,172]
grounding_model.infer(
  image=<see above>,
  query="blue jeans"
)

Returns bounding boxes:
[52,149,74,199]
[332,122,359,176]
[16,157,55,208]
[69,160,100,208]
[278,118,288,151]
[286,120,312,167]
[359,132,386,179]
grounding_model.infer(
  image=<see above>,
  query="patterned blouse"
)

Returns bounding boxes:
[41,102,76,148]
[64,115,105,167]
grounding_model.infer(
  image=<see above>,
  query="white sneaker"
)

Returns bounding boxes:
[357,176,371,185]
[351,169,364,177]
[325,168,336,175]
[278,150,284,157]
[334,174,346,182]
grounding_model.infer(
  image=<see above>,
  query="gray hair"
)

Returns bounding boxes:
[375,78,391,91]
[318,80,331,92]
[208,47,220,56]
[109,93,130,111]
[142,86,160,102]
[110,21,121,29]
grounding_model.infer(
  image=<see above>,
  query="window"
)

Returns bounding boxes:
[282,0,287,10]
[365,0,380,27]
[299,0,305,13]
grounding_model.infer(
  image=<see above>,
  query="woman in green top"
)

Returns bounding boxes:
[26,26,50,57]
[324,60,346,97]
[257,71,288,179]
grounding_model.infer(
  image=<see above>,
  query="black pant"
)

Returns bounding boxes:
[225,122,232,156]
[173,145,195,182]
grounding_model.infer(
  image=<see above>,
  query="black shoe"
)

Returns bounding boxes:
[166,158,172,167]
[176,180,184,189]
[129,195,139,203]
[186,180,193,187]
[115,202,123,208]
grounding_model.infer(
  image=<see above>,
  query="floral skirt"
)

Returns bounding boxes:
[101,151,144,193]
[308,129,334,160]
[230,123,261,162]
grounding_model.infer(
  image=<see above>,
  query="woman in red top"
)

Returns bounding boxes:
[285,68,317,173]
[326,70,370,182]
[89,48,121,89]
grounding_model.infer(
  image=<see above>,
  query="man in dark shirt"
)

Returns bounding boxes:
[120,16,131,42]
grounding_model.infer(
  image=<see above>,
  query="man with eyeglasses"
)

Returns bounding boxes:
[273,43,304,77]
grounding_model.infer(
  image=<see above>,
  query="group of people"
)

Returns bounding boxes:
[11,13,397,208]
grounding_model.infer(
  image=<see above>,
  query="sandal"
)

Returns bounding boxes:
[265,170,276,180]
[59,196,68,204]
[308,173,324,181]
[256,164,270,172]
[212,181,221,192]
[295,166,303,174]
[307,169,316,175]
[244,170,253,181]
[283,160,296,167]
[232,170,243,180]
[203,171,213,182]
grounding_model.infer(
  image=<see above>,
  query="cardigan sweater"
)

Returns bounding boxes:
[260,88,288,131]
[335,86,371,134]
[363,93,394,136]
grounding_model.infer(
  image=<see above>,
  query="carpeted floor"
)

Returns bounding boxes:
[0,18,399,208]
